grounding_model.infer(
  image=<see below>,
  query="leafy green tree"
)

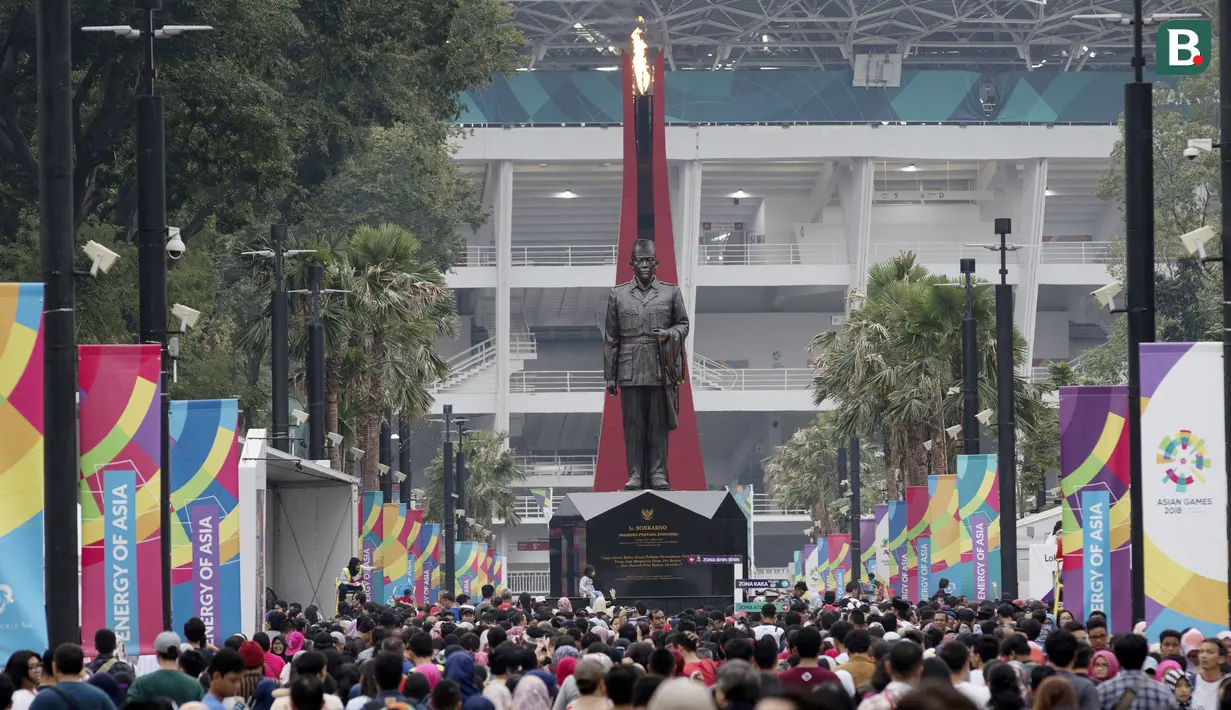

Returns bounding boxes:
[811,254,1049,491]
[423,430,525,531]
[1079,49,1222,384]
[761,415,884,535]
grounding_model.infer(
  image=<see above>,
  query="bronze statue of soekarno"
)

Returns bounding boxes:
[603,239,690,491]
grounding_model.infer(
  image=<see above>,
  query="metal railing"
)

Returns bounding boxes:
[515,455,598,477]
[512,245,618,267]
[510,368,812,392]
[698,243,846,266]
[511,495,562,519]
[1030,366,1051,382]
[753,492,809,516]
[869,242,1023,264]
[429,334,538,393]
[1039,241,1113,264]
[457,245,497,267]
[505,571,551,595]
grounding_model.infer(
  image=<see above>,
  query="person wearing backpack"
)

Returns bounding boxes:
[84,631,132,678]
[365,653,409,710]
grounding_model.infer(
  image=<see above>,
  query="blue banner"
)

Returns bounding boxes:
[104,469,140,656]
[1082,490,1112,628]
[897,546,909,598]
[917,536,932,601]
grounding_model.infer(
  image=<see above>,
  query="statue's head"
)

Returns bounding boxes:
[631,239,657,283]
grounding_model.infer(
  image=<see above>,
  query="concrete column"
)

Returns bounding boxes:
[1014,159,1048,371]
[493,160,514,438]
[676,160,703,354]
[841,159,875,307]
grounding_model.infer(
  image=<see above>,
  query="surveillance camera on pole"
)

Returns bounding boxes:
[327,432,344,447]
[394,471,407,483]
[349,447,365,461]
[378,463,390,476]
[165,226,186,259]
[82,241,120,276]
[1091,281,1123,312]
[945,424,963,440]
[1180,225,1216,259]
[975,408,994,426]
[171,303,200,331]
[291,409,309,427]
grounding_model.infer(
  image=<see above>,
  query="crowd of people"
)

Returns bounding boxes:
[5,582,1231,710]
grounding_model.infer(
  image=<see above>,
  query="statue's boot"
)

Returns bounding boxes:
[649,472,670,490]
[625,473,644,490]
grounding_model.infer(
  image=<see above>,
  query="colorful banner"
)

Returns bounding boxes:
[828,534,851,594]
[529,488,553,519]
[380,503,413,604]
[887,501,907,597]
[360,492,384,603]
[400,510,423,604]
[1081,491,1112,627]
[475,543,490,592]
[927,474,962,596]
[905,486,929,601]
[874,504,890,585]
[916,536,932,600]
[859,517,877,584]
[803,543,819,593]
[493,553,505,594]
[816,539,831,592]
[726,485,755,569]
[1059,387,1132,631]
[484,546,496,594]
[456,541,479,596]
[415,523,441,605]
[169,399,241,644]
[0,283,47,661]
[1141,343,1229,636]
[958,454,1001,601]
[792,551,802,585]
[79,344,163,656]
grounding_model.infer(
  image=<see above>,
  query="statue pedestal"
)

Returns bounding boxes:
[548,490,747,613]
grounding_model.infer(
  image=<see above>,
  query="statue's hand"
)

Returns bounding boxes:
[651,328,666,339]
[606,379,619,396]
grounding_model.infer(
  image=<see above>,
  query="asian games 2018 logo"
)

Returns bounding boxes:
[1156,429,1209,492]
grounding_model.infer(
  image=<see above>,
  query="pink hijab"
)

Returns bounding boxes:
[285,632,305,657]
[555,656,577,687]
[557,598,573,613]
[1090,650,1121,682]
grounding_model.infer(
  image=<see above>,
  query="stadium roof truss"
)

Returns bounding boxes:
[507,0,1204,71]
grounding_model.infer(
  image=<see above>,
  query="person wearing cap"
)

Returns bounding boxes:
[125,632,206,705]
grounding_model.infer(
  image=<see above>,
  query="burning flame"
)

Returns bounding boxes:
[631,19,652,95]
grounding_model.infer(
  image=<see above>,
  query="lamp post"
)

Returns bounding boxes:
[1121,0,1156,627]
[442,405,456,596]
[84,3,212,632]
[456,420,469,541]
[850,437,861,585]
[960,258,980,455]
[380,415,393,500]
[984,219,1020,600]
[1221,0,1231,626]
[288,266,342,461]
[399,420,412,504]
[39,0,80,647]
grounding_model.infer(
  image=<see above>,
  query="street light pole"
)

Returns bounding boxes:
[380,415,393,500]
[399,420,412,504]
[38,0,81,647]
[306,265,326,461]
[960,258,980,456]
[991,218,1019,600]
[442,405,456,596]
[1122,0,1155,625]
[850,437,861,585]
[270,224,289,453]
[1220,0,1231,628]
[456,420,468,541]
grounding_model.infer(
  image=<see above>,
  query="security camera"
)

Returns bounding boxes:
[945,424,963,440]
[976,408,994,426]
[1091,281,1123,311]
[82,240,120,276]
[291,409,309,427]
[377,463,390,476]
[1184,146,1201,161]
[166,227,186,259]
[1180,225,1216,259]
[171,303,200,331]
[1185,138,1214,161]
[327,432,344,447]
[923,440,933,452]
[394,471,407,483]
[349,446,365,461]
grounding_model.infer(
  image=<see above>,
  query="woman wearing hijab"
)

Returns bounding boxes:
[554,658,577,690]
[338,557,373,614]
[446,653,482,703]
[1088,650,1120,684]
[513,675,553,710]
[1163,667,1194,709]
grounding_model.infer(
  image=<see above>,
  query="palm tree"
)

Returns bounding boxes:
[811,253,1048,488]
[423,430,526,530]
[761,415,884,535]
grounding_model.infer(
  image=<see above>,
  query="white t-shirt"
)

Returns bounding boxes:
[968,668,985,687]
[753,625,783,643]
[12,689,36,710]
[1192,675,1222,710]
[954,681,991,708]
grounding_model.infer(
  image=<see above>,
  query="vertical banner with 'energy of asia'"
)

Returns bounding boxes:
[1140,343,1228,636]
[828,534,850,593]
[400,510,423,603]
[859,517,876,584]
[906,487,929,601]
[957,454,1001,601]
[360,493,384,602]
[79,345,163,656]
[422,524,441,604]
[380,504,411,604]
[169,400,242,643]
[1059,386,1132,631]
[927,475,962,596]
[887,501,907,597]
[874,504,891,584]
[0,284,47,660]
